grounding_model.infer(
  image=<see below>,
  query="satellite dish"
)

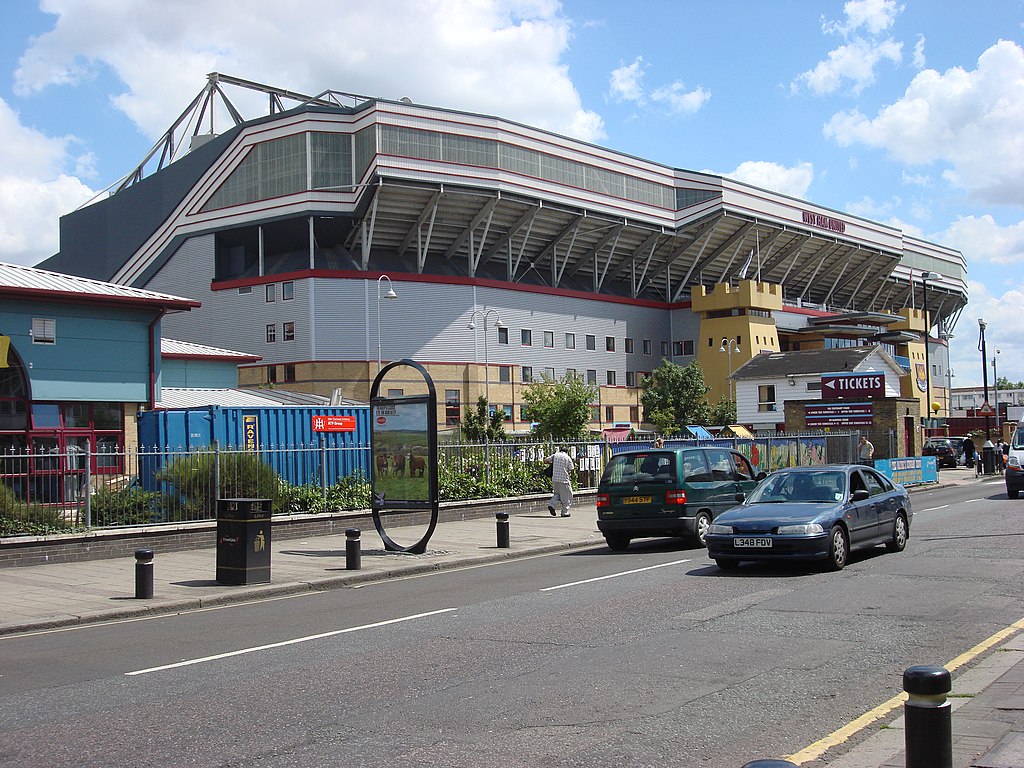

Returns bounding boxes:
[399,97,413,103]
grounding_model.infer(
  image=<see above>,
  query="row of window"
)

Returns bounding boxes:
[500,366,645,387]
[265,322,296,343]
[442,392,640,426]
[498,328,694,357]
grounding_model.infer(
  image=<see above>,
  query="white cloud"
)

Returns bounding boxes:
[650,82,710,115]
[938,215,1024,266]
[15,0,605,143]
[793,37,902,95]
[912,34,926,69]
[824,40,1024,205]
[609,57,646,103]
[947,282,1024,387]
[721,161,814,198]
[822,0,902,37]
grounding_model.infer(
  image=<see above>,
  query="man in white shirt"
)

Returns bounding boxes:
[545,447,575,517]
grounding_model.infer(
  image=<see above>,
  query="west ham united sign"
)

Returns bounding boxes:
[820,372,885,400]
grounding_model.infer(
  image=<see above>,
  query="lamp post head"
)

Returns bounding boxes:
[494,318,505,329]
[979,318,987,331]
[467,321,476,330]
[383,288,397,299]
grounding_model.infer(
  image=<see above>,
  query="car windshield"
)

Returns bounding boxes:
[748,470,847,503]
[1013,429,1024,449]
[600,452,675,485]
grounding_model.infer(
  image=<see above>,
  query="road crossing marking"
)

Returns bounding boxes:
[125,607,457,676]
[540,559,691,592]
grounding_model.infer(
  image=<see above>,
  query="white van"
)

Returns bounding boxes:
[1006,419,1024,499]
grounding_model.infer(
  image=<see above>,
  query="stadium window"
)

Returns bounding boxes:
[683,339,694,356]
[605,406,614,422]
[266,324,276,343]
[283,322,295,342]
[589,406,600,422]
[498,327,508,344]
[521,366,533,382]
[643,339,652,355]
[630,406,639,421]
[625,338,634,354]
[606,336,615,352]
[626,371,636,387]
[543,331,554,348]
[606,370,616,386]
[266,284,276,302]
[445,390,461,426]
[545,367,556,380]
[586,369,597,385]
[282,281,294,301]
[284,364,296,382]
[521,329,532,346]
[565,333,576,349]
[268,366,278,384]
[499,366,511,383]
[586,335,596,350]
[661,341,669,356]
[673,341,683,356]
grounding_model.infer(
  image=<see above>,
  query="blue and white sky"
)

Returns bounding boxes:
[1,0,1022,388]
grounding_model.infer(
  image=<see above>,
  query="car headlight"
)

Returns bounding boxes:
[776,523,824,535]
[708,523,734,534]
[1009,456,1021,469]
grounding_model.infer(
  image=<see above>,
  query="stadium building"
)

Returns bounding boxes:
[41,73,968,436]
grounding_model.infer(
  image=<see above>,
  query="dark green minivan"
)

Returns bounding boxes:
[596,446,763,551]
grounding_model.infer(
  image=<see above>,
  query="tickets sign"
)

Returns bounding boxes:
[311,415,357,433]
[820,372,885,400]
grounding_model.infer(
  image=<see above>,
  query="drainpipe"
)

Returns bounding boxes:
[148,310,166,409]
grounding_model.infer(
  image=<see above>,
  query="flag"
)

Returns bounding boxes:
[738,248,753,279]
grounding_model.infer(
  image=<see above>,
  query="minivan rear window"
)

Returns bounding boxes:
[601,452,675,484]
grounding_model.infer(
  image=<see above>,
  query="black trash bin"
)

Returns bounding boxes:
[216,498,272,585]
[983,445,997,475]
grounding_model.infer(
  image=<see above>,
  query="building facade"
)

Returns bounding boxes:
[40,73,968,434]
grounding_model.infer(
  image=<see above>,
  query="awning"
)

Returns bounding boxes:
[725,424,754,438]
[602,428,632,443]
[685,425,715,439]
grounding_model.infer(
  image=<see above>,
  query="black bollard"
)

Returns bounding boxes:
[740,761,798,768]
[496,512,510,548]
[134,548,154,599]
[903,665,952,768]
[345,528,361,570]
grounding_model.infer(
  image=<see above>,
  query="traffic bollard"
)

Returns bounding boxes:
[345,528,361,570]
[496,512,510,548]
[740,761,797,767]
[134,548,154,599]
[903,665,952,768]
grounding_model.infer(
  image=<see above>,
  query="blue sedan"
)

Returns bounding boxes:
[706,464,912,571]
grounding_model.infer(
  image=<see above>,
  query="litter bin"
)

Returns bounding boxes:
[983,442,997,476]
[216,498,272,585]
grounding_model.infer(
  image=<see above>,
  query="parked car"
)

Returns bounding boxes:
[923,438,958,468]
[1006,421,1024,499]
[706,464,912,571]
[596,446,764,551]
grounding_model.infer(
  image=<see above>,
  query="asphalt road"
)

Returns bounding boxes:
[1,478,1020,768]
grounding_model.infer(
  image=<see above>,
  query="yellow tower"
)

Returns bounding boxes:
[890,308,930,419]
[691,280,783,405]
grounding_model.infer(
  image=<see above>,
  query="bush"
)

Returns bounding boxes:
[280,473,372,514]
[0,484,76,536]
[438,453,550,501]
[156,450,284,518]
[89,486,164,527]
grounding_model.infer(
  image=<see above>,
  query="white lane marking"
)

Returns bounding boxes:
[125,608,456,676]
[541,559,691,592]
[964,498,982,503]
[921,505,949,512]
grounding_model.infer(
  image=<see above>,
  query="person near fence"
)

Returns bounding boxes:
[962,437,976,470]
[857,435,874,466]
[544,446,575,518]
[654,438,665,448]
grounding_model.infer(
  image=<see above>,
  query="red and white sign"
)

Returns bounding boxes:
[820,372,885,400]
[311,415,357,433]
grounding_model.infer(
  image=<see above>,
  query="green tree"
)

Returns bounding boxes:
[640,359,712,434]
[461,396,507,442]
[522,374,597,441]
[997,376,1024,390]
[709,394,737,426]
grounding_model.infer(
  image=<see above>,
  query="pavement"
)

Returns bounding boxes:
[1,466,1021,767]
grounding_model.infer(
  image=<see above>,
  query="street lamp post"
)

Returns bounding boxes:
[376,275,397,372]
[468,308,504,482]
[921,271,934,432]
[993,348,1001,434]
[979,318,991,441]
[719,338,741,401]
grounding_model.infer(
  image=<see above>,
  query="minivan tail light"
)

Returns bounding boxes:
[596,493,610,508]
[666,490,687,505]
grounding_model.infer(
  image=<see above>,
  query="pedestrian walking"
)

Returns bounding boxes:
[544,446,575,517]
[963,436,976,470]
[857,435,874,466]
[654,438,665,448]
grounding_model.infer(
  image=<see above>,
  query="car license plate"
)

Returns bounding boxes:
[622,496,652,504]
[734,538,772,548]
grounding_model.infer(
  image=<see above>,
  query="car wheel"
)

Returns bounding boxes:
[1009,488,1020,500]
[885,513,908,553]
[694,511,712,547]
[824,525,849,571]
[715,559,740,571]
[605,534,630,552]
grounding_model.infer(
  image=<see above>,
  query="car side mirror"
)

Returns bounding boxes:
[755,471,767,481]
[735,492,746,503]
[851,489,870,502]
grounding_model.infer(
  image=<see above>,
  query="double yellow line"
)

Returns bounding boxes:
[786,616,1024,764]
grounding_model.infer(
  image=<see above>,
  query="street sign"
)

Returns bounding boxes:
[977,402,996,416]
[805,401,874,427]
[311,415,357,432]
[820,372,886,400]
